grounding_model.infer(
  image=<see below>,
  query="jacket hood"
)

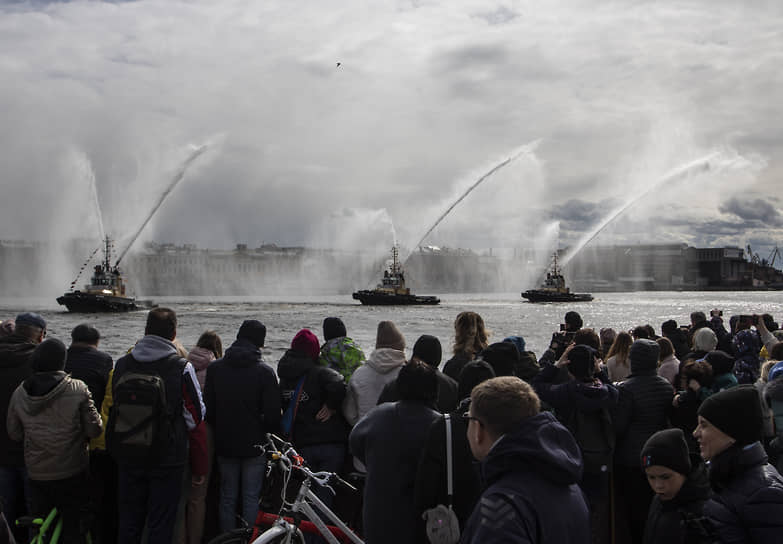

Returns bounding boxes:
[765,377,783,402]
[366,348,406,374]
[188,346,215,372]
[222,338,262,368]
[662,455,711,510]
[130,335,178,362]
[708,441,767,491]
[20,372,69,414]
[0,334,36,367]
[481,411,583,488]
[277,348,315,380]
[569,381,620,412]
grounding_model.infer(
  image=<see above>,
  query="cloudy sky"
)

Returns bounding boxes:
[1,0,782,263]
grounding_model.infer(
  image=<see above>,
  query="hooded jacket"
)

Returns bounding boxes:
[460,411,589,543]
[642,457,713,544]
[204,338,281,458]
[6,371,102,480]
[188,346,215,391]
[704,442,783,544]
[0,333,36,466]
[318,336,365,381]
[532,363,620,425]
[613,355,674,467]
[277,348,348,447]
[342,347,405,425]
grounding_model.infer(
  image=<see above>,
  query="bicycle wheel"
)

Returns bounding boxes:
[207,527,254,544]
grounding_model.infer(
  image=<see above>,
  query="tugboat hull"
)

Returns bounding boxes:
[57,291,140,313]
[352,290,440,305]
[521,290,593,303]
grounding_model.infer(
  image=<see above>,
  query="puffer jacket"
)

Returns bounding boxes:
[6,371,102,480]
[704,442,783,544]
[319,336,365,381]
[613,357,674,467]
[342,347,405,425]
[0,334,36,466]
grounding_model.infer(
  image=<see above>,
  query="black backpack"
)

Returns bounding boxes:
[565,407,615,475]
[106,354,184,466]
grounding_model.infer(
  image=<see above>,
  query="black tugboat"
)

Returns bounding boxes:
[353,246,440,305]
[57,237,152,312]
[522,252,593,303]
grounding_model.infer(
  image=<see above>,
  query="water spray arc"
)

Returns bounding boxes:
[404,141,539,264]
[114,144,209,267]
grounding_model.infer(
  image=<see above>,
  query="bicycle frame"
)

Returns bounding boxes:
[289,478,362,544]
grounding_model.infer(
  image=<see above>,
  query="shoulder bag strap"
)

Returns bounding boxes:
[445,413,453,508]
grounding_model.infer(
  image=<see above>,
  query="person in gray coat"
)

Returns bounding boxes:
[6,338,102,543]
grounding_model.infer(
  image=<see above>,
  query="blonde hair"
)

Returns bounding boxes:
[452,311,489,357]
[606,331,633,367]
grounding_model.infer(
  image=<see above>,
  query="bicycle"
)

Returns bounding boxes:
[208,434,364,544]
[15,507,92,544]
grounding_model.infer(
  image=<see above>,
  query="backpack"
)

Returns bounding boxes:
[565,406,615,475]
[106,354,184,466]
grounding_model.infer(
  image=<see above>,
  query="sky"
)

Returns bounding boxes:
[1,0,782,265]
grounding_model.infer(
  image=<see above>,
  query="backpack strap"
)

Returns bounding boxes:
[445,413,453,508]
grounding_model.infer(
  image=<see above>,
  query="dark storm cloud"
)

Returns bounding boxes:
[719,197,783,227]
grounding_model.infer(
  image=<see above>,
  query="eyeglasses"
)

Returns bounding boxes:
[462,411,483,426]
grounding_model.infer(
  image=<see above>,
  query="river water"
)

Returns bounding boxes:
[2,291,781,367]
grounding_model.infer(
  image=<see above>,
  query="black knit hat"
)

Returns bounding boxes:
[15,312,46,330]
[698,385,762,446]
[323,317,347,341]
[641,428,691,476]
[237,320,266,347]
[478,342,519,377]
[457,360,496,399]
[412,335,442,367]
[704,350,735,375]
[31,338,67,372]
[629,339,660,371]
[568,344,597,381]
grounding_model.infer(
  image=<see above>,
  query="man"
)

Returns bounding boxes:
[109,307,204,544]
[65,324,113,410]
[461,376,589,543]
[0,312,46,535]
[538,310,583,366]
[7,338,102,543]
[204,319,281,532]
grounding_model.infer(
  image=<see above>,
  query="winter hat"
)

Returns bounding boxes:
[291,329,320,361]
[641,428,692,476]
[478,342,519,377]
[375,321,405,351]
[71,323,100,344]
[237,320,266,347]
[323,317,347,341]
[31,338,67,372]
[693,328,718,352]
[457,360,496,399]
[412,335,442,367]
[15,312,46,330]
[503,336,526,354]
[629,339,660,370]
[698,385,762,446]
[704,350,735,375]
[568,344,597,381]
[564,311,583,330]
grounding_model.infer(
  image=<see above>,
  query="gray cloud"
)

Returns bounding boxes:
[719,197,783,227]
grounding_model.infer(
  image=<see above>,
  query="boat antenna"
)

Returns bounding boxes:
[68,245,101,291]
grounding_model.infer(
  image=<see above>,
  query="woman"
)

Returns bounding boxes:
[443,312,489,381]
[605,331,633,382]
[640,429,712,544]
[656,337,680,386]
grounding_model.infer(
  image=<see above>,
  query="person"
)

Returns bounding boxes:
[605,331,633,382]
[0,320,14,338]
[415,360,496,538]
[688,311,710,342]
[656,337,679,386]
[599,328,617,360]
[612,339,674,544]
[460,376,589,543]
[704,350,738,393]
[661,319,689,361]
[0,312,46,537]
[349,361,441,544]
[537,310,582,367]
[684,327,717,363]
[205,320,280,532]
[640,429,712,544]
[64,324,115,544]
[442,312,489,380]
[671,359,713,453]
[377,334,459,413]
[6,338,103,543]
[731,328,761,384]
[277,329,348,481]
[501,336,540,382]
[188,330,222,391]
[343,321,406,426]
[532,343,618,544]
[694,386,783,543]
[109,308,205,544]
[764,362,783,472]
[318,317,365,381]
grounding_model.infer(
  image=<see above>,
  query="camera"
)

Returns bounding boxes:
[559,323,567,331]
[739,314,758,326]
[550,330,576,358]
[710,309,722,317]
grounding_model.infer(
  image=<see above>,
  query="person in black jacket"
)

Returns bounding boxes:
[442,312,489,381]
[377,335,459,413]
[612,339,674,544]
[640,429,712,544]
[277,329,348,482]
[694,385,783,543]
[661,320,689,362]
[204,319,280,532]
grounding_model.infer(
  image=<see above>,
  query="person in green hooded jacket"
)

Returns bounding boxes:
[318,317,365,381]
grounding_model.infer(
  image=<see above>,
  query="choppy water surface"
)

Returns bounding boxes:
[2,291,782,368]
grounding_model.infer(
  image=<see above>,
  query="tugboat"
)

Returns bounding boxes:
[57,236,151,312]
[353,246,440,305]
[522,252,593,303]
